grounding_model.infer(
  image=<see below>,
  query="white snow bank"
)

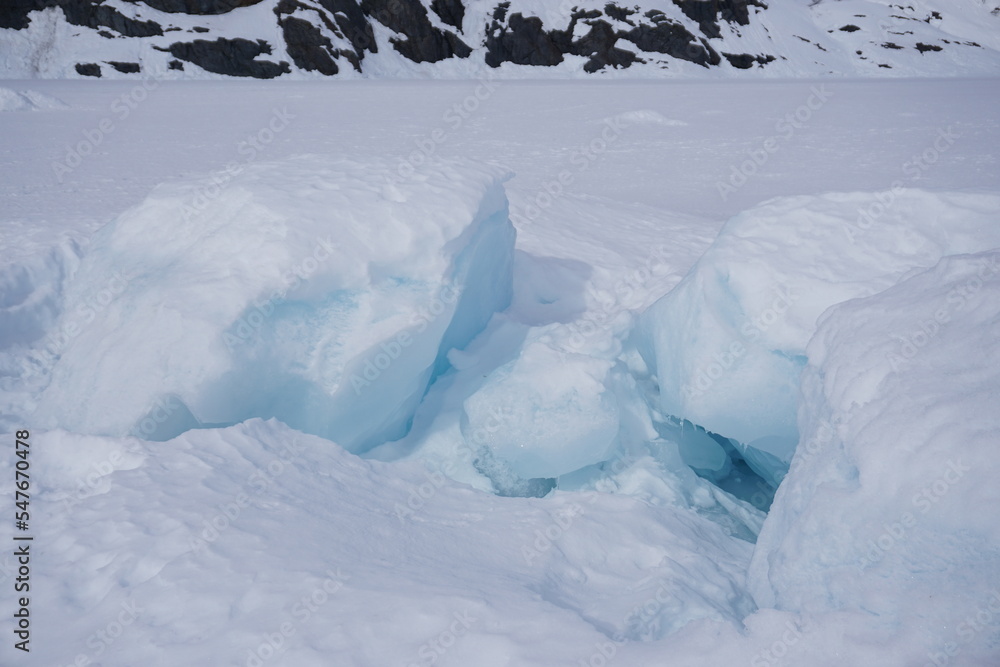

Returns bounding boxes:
[748,249,1000,663]
[612,110,688,127]
[632,189,1000,485]
[8,419,755,666]
[0,86,68,111]
[28,156,516,451]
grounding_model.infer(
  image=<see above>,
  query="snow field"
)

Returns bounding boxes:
[0,78,998,665]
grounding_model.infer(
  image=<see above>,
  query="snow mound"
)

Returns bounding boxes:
[749,249,1000,663]
[0,87,35,112]
[613,110,687,127]
[632,189,1000,485]
[28,156,516,451]
[0,87,68,111]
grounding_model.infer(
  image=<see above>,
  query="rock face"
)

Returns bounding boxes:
[138,0,265,14]
[620,11,719,66]
[2,0,52,30]
[74,62,101,76]
[275,0,376,73]
[2,0,999,78]
[484,10,565,68]
[430,0,464,31]
[482,3,751,72]
[361,0,471,63]
[155,38,291,77]
[279,15,341,74]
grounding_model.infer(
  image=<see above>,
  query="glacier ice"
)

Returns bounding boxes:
[27,156,516,451]
[7,171,999,664]
[461,340,619,480]
[632,189,1000,487]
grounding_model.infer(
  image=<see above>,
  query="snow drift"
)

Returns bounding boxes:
[748,249,1000,664]
[0,86,69,111]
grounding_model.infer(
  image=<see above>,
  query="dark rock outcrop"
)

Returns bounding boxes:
[3,0,261,31]
[603,3,636,26]
[672,0,721,37]
[319,0,376,57]
[430,0,464,31]
[622,15,720,66]
[63,2,163,36]
[157,38,291,77]
[107,60,141,72]
[279,15,339,75]
[670,0,766,38]
[5,0,167,37]
[485,12,564,67]
[272,0,375,73]
[75,62,102,76]
[721,52,774,68]
[1,0,48,30]
[137,0,265,14]
[574,19,642,72]
[486,6,721,71]
[0,0,164,36]
[360,0,471,63]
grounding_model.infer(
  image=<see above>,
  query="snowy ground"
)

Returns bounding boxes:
[1,78,999,666]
